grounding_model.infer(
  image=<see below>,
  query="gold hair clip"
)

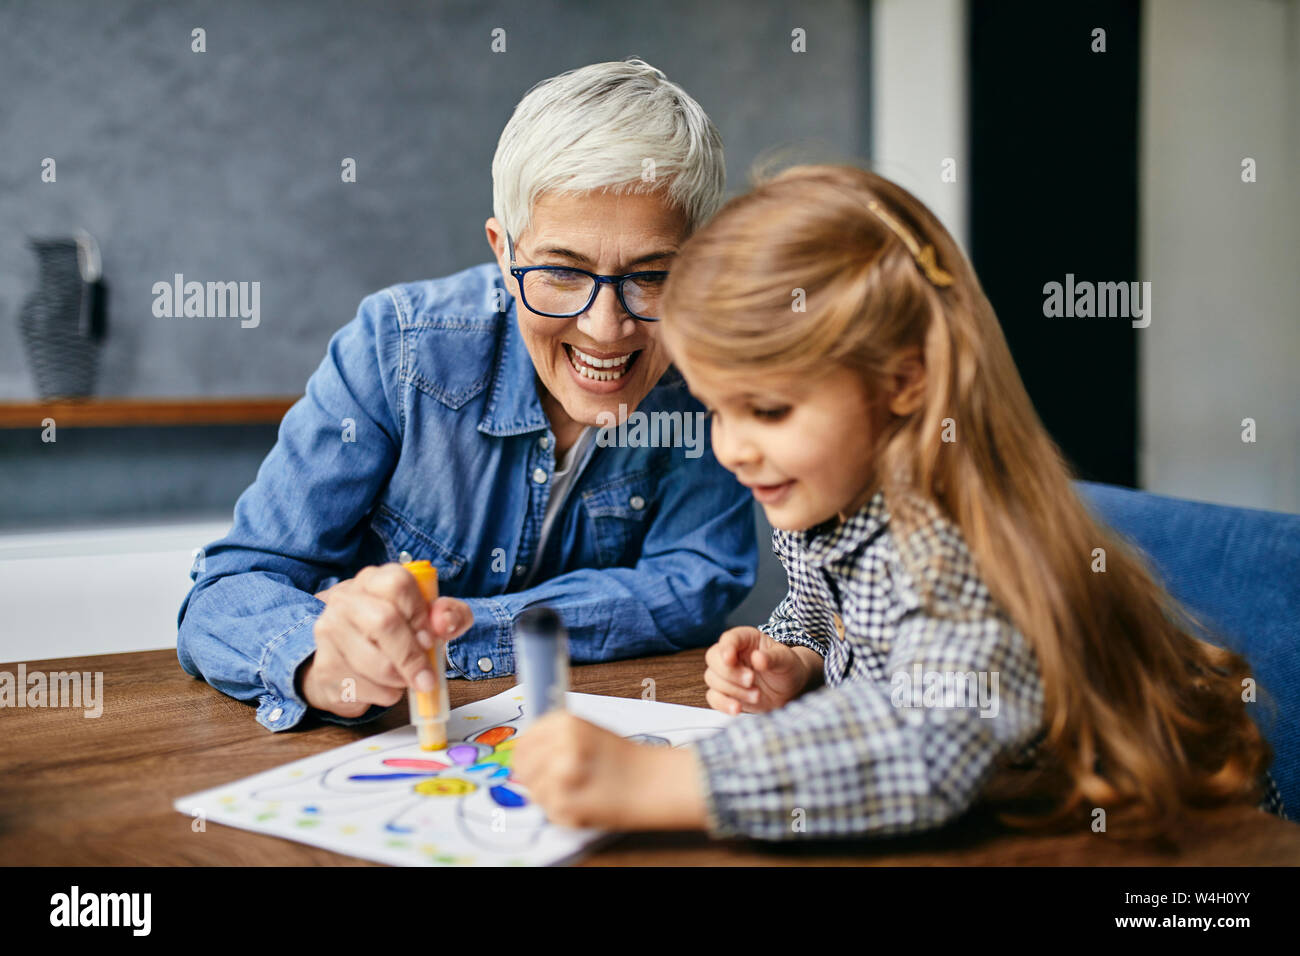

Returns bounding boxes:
[866,199,954,288]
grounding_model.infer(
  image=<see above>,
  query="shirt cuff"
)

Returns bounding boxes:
[255,612,320,732]
[445,596,516,679]
[688,742,733,838]
[689,719,775,839]
[759,624,828,659]
[255,609,395,731]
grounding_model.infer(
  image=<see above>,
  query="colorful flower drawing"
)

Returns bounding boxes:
[250,705,547,853]
[177,688,739,866]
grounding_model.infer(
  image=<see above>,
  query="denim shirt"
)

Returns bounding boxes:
[176,262,758,731]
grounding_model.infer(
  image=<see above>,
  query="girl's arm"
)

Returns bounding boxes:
[753,528,830,695]
[790,646,826,691]
[687,609,1045,840]
[758,589,830,664]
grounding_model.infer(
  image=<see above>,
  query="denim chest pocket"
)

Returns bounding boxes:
[580,471,657,567]
[368,504,467,583]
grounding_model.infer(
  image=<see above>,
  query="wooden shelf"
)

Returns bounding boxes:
[0,397,300,429]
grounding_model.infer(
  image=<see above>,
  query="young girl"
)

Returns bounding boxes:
[512,164,1284,841]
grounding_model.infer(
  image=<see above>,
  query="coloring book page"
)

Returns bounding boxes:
[174,688,739,866]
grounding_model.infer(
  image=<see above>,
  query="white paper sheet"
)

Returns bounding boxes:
[173,688,738,866]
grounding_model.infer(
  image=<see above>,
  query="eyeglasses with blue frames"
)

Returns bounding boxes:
[507,232,669,322]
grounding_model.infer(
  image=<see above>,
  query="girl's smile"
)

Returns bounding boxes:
[679,362,885,531]
[744,479,796,505]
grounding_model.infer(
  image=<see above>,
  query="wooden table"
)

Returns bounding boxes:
[3,647,1298,866]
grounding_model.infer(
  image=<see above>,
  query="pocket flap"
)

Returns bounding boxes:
[580,471,656,520]
[369,504,467,580]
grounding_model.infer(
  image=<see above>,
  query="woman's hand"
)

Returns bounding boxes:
[703,626,820,715]
[513,712,708,831]
[298,563,472,718]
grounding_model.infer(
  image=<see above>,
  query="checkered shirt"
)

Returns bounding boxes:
[690,489,1287,840]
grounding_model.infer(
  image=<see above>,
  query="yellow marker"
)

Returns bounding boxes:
[402,560,448,750]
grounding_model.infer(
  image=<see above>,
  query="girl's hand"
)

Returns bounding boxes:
[513,712,708,830]
[704,626,818,715]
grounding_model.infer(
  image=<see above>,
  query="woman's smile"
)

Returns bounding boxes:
[563,343,642,389]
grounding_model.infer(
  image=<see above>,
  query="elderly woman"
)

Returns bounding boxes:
[177,59,757,730]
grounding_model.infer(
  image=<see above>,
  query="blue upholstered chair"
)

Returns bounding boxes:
[1077,481,1299,817]
[727,482,1300,816]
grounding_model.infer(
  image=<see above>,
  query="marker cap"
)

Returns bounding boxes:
[515,606,568,726]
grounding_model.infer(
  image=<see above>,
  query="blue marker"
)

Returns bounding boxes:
[514,607,569,727]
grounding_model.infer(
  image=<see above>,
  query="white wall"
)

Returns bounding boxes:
[872,0,969,251]
[877,0,1298,513]
[0,520,227,662]
[1140,0,1300,513]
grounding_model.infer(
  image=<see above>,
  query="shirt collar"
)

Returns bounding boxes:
[793,487,890,568]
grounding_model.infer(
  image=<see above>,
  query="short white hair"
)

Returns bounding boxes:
[491,57,725,244]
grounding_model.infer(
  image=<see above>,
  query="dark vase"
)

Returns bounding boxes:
[17,234,108,399]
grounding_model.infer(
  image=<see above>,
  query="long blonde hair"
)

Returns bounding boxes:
[660,163,1273,839]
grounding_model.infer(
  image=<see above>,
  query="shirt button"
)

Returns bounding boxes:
[269,707,283,721]
[477,657,494,673]
[538,436,550,450]
[514,564,527,577]
[629,495,645,510]
[532,467,548,484]
[833,613,846,640]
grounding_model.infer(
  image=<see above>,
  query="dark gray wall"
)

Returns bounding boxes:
[0,0,869,637]
[1,0,869,399]
[0,423,279,529]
